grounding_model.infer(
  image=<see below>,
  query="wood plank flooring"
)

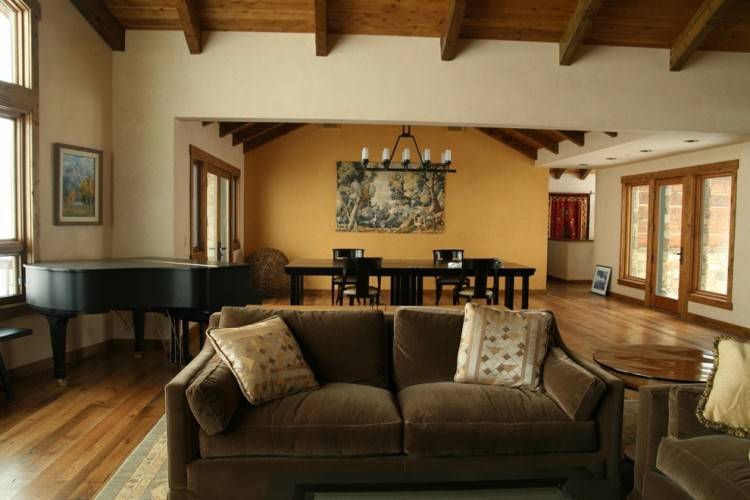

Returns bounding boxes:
[0,282,728,499]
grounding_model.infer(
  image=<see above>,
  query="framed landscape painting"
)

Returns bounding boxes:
[54,143,103,225]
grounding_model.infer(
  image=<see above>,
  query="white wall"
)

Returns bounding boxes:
[112,31,750,259]
[594,142,750,328]
[1,0,113,370]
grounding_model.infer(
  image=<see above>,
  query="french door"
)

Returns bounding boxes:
[648,177,689,313]
[206,167,232,262]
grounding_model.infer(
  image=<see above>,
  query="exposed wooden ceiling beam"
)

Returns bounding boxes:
[604,131,618,137]
[314,0,328,56]
[176,0,202,54]
[476,128,537,160]
[233,123,281,146]
[550,169,565,179]
[559,0,604,65]
[219,122,251,137]
[441,0,466,61]
[556,130,586,147]
[243,124,306,153]
[509,129,560,154]
[202,121,214,127]
[670,0,734,71]
[69,0,125,51]
[578,168,591,179]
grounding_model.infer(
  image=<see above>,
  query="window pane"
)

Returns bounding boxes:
[0,116,15,240]
[698,176,732,295]
[0,254,19,298]
[628,185,649,279]
[0,2,14,84]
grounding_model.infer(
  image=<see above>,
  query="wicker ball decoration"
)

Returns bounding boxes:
[247,248,290,297]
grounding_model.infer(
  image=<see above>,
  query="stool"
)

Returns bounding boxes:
[0,327,32,400]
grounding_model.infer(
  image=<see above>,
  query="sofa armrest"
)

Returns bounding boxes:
[668,384,714,440]
[165,342,216,495]
[631,384,673,500]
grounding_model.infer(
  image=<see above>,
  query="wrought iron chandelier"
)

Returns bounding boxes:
[360,125,457,173]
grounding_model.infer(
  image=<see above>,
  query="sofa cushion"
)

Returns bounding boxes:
[207,316,319,404]
[542,347,605,422]
[218,307,387,388]
[455,305,551,390]
[397,382,597,456]
[656,435,750,500]
[393,307,464,390]
[186,355,242,435]
[199,383,403,458]
[697,335,750,438]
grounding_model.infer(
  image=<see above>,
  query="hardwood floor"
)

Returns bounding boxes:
[0,282,727,499]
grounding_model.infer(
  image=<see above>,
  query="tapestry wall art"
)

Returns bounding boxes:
[336,161,446,233]
[548,193,590,240]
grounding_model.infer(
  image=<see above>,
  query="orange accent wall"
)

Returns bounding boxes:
[244,125,548,291]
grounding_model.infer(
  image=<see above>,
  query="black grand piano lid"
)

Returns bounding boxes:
[24,257,256,314]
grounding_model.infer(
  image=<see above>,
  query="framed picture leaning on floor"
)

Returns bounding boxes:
[591,265,612,296]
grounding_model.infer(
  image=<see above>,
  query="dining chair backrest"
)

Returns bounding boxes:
[333,248,365,260]
[342,257,382,299]
[461,258,500,298]
[433,249,464,263]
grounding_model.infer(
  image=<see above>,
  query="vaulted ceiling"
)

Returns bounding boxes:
[69,0,750,70]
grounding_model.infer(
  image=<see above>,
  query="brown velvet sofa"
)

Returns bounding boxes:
[166,307,624,499]
[630,384,750,500]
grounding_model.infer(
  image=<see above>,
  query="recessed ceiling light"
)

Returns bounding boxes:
[578,163,588,167]
[605,157,617,160]
[640,149,653,153]
[684,139,700,143]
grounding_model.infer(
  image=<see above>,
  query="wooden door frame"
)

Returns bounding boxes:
[189,145,241,262]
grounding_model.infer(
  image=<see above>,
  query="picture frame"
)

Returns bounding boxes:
[54,143,103,225]
[591,265,612,296]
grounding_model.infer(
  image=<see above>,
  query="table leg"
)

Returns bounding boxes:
[504,276,515,309]
[492,275,500,305]
[416,274,423,306]
[290,274,304,305]
[521,275,530,309]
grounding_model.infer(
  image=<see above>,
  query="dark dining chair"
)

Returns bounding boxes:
[433,249,469,305]
[331,248,365,305]
[453,258,500,305]
[338,257,382,306]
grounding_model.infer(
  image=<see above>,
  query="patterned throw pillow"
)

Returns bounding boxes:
[454,304,552,390]
[696,335,750,438]
[207,316,319,404]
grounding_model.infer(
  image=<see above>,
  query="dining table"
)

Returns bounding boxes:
[284,259,536,309]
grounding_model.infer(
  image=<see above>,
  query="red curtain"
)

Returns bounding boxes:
[548,194,589,240]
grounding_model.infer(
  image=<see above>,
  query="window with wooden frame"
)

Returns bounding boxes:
[189,145,241,262]
[0,0,38,311]
[619,182,650,288]
[689,168,737,309]
[618,160,738,310]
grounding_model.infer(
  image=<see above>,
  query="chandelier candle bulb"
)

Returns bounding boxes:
[382,148,390,161]
[444,149,452,163]
[424,149,431,162]
[361,147,369,162]
[402,148,410,162]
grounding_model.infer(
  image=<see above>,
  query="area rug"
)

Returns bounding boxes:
[96,400,639,500]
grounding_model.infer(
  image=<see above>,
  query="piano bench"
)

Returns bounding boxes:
[0,327,32,400]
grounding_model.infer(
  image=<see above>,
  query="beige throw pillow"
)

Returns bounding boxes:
[455,304,552,390]
[696,335,750,438]
[207,316,319,404]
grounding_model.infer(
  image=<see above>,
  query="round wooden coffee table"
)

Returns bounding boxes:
[594,344,714,391]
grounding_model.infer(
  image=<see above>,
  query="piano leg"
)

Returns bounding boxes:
[44,313,74,385]
[132,309,145,358]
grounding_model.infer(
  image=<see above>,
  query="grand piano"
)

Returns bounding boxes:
[24,257,262,382]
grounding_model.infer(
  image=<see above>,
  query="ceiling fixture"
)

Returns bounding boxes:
[360,125,457,173]
[605,157,617,160]
[684,139,700,143]
[640,149,653,153]
[578,163,588,166]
